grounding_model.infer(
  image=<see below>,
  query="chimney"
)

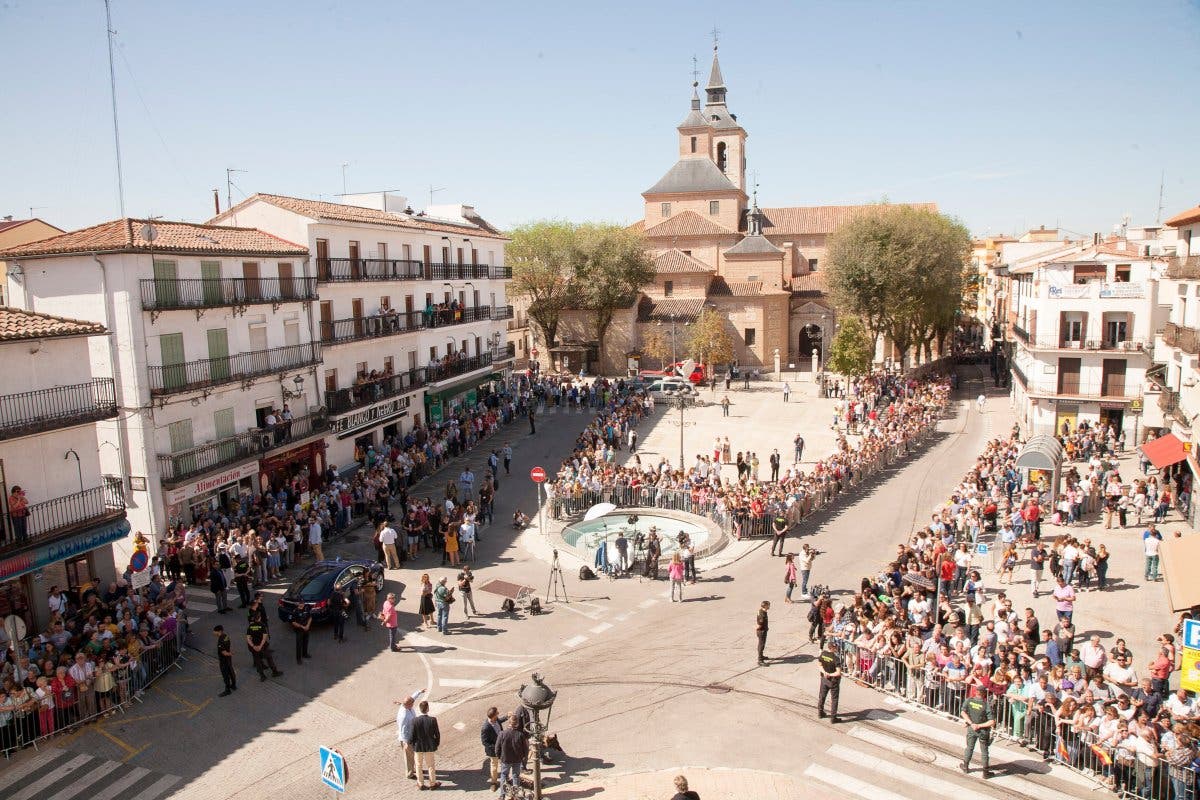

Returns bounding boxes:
[1093,232,1101,245]
[213,189,220,216]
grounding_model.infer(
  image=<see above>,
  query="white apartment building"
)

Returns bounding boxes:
[1,220,322,554]
[1007,238,1165,441]
[0,308,128,631]
[211,193,513,469]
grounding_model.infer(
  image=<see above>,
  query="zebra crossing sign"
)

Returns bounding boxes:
[319,746,345,793]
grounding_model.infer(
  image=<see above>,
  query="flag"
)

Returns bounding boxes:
[1090,743,1113,767]
[1056,737,1070,762]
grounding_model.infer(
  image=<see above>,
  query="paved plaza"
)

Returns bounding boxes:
[1,369,1186,800]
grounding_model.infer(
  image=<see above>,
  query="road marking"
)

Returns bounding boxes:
[406,631,558,658]
[638,598,657,608]
[826,743,992,800]
[563,635,588,648]
[589,622,613,634]
[10,753,95,800]
[453,722,467,731]
[43,760,120,800]
[0,748,64,793]
[127,774,182,800]
[185,599,217,614]
[803,763,909,800]
[439,677,488,688]
[89,766,152,800]
[430,656,525,669]
[614,612,632,622]
[427,701,454,716]
[850,726,1075,800]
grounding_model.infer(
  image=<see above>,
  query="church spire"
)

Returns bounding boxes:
[706,41,727,107]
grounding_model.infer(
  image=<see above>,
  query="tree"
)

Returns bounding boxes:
[571,223,654,367]
[640,324,672,368]
[507,221,577,351]
[825,316,873,377]
[686,308,734,369]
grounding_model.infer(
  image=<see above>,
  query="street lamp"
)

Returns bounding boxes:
[64,449,84,494]
[518,673,557,800]
[281,374,305,399]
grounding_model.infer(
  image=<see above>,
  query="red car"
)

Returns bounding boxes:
[639,361,707,384]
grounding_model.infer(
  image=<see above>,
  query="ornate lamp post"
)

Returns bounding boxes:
[518,673,557,799]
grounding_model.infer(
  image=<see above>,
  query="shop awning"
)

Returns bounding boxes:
[1140,433,1188,470]
[1014,434,1063,472]
[1161,535,1200,612]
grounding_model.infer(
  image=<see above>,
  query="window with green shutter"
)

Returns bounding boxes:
[153,260,179,308]
[159,333,186,391]
[201,261,222,305]
[207,329,230,382]
[168,419,195,478]
[213,407,236,464]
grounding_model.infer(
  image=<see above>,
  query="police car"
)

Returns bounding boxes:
[277,559,386,623]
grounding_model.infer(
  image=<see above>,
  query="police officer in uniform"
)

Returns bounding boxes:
[329,585,348,642]
[246,618,283,681]
[214,624,236,696]
[755,601,770,666]
[817,643,842,722]
[291,604,313,664]
[770,512,789,556]
[959,686,995,778]
[233,555,252,608]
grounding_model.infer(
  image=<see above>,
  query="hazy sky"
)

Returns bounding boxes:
[2,0,1198,238]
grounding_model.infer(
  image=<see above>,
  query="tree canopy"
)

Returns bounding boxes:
[507,220,577,352]
[825,205,969,368]
[686,307,734,367]
[825,315,873,377]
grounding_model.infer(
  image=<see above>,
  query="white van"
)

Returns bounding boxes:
[647,377,696,399]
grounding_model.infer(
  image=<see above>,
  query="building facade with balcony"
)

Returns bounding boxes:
[0,219,324,553]
[210,192,512,468]
[1006,239,1166,440]
[0,309,128,633]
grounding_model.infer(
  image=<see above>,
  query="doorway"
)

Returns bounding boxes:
[797,324,823,369]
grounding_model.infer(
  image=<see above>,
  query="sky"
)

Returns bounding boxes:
[2,0,1199,238]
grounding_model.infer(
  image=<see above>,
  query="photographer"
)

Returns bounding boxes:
[799,544,817,599]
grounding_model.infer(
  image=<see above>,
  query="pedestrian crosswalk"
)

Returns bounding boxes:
[800,712,1098,800]
[0,747,181,800]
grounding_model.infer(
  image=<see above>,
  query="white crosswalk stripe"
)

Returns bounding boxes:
[0,749,180,800]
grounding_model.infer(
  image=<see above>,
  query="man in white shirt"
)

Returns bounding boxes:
[47,586,68,617]
[308,518,324,561]
[459,468,475,501]
[379,522,400,569]
[1102,653,1138,696]
[395,688,427,780]
[1164,688,1198,720]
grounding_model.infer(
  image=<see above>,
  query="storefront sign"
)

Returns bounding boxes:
[261,440,324,474]
[332,396,411,439]
[1099,402,1127,410]
[1099,282,1145,300]
[1182,648,1200,694]
[0,519,131,582]
[164,461,260,505]
[1048,284,1091,299]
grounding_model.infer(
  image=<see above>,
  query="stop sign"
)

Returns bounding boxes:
[530,466,546,483]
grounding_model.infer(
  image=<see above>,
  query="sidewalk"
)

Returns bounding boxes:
[546,765,833,800]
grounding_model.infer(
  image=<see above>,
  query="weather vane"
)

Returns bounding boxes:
[711,25,720,50]
[691,55,699,85]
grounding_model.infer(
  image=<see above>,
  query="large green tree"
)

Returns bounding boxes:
[825,316,874,377]
[686,307,735,368]
[570,223,654,366]
[825,205,969,369]
[507,220,577,350]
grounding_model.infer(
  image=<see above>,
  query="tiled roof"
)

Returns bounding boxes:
[628,220,646,234]
[644,158,738,196]
[790,271,828,294]
[1165,204,1200,228]
[724,234,783,257]
[653,249,715,274]
[708,277,789,296]
[0,219,308,259]
[759,202,938,236]
[0,308,106,342]
[1047,243,1147,263]
[214,193,508,240]
[644,211,736,239]
[0,219,61,235]
[637,296,706,322]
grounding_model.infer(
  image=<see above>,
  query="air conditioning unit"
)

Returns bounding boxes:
[1085,340,1100,350]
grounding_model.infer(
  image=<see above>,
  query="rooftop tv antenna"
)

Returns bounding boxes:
[429,185,446,206]
[226,168,247,212]
[1156,170,1166,224]
[103,0,126,217]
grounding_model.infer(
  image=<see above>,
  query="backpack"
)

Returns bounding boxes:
[578,565,595,581]
[807,604,820,624]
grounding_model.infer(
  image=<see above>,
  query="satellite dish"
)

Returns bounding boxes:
[140,223,158,242]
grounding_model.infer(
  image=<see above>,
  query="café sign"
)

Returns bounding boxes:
[333,396,411,439]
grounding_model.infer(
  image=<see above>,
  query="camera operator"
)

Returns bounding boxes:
[799,544,818,599]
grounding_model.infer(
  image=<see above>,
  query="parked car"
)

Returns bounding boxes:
[639,361,707,384]
[648,377,699,400]
[277,559,387,623]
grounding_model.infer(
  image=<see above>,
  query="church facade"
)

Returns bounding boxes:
[552,46,935,375]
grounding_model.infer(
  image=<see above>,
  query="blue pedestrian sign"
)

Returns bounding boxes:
[319,746,345,793]
[976,543,989,555]
[1184,619,1200,651]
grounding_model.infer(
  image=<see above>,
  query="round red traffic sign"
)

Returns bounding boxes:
[530,466,546,483]
[129,550,149,572]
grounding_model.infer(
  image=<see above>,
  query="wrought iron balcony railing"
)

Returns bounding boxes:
[140,277,318,311]
[157,412,328,484]
[316,258,425,282]
[425,352,493,383]
[0,379,118,441]
[148,342,321,396]
[325,369,427,416]
[0,478,126,554]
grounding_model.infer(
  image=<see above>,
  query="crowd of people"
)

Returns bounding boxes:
[0,543,186,753]
[820,415,1200,797]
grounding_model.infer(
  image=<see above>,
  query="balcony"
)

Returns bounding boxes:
[321,311,425,346]
[140,277,318,313]
[1020,379,1141,401]
[1022,337,1149,353]
[428,263,511,281]
[426,352,493,384]
[1163,322,1200,355]
[325,369,427,416]
[1012,323,1029,343]
[0,379,118,441]
[494,342,517,361]
[148,342,322,397]
[316,258,425,283]
[491,305,514,321]
[0,478,126,555]
[157,411,329,485]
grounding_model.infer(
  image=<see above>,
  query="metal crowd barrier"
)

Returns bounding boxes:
[1,620,188,757]
[825,635,1187,800]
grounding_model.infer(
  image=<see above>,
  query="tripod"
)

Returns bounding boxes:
[546,549,569,603]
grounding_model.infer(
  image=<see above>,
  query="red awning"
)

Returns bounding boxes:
[1140,433,1187,470]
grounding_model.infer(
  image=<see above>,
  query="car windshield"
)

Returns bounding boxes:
[289,569,338,601]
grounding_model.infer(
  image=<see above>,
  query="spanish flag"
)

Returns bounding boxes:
[1090,743,1114,767]
[1056,737,1070,763]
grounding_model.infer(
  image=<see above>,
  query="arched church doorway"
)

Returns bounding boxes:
[798,324,822,370]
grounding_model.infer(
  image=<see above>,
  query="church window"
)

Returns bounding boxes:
[744,328,757,346]
[690,136,697,153]
[709,200,720,216]
[661,203,671,218]
[663,281,674,297]
[809,259,819,271]
[716,142,727,173]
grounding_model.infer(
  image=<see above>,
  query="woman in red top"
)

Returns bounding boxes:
[50,667,78,727]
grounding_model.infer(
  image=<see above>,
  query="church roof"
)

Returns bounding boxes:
[644,157,738,196]
[637,296,706,322]
[707,50,725,90]
[759,202,938,236]
[709,277,789,297]
[644,210,736,239]
[679,108,709,129]
[724,234,783,257]
[653,248,715,274]
[704,107,741,130]
[791,271,828,294]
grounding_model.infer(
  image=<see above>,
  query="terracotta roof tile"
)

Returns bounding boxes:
[708,277,789,296]
[214,193,507,240]
[790,271,828,293]
[0,218,308,259]
[1047,242,1148,263]
[653,248,715,274]
[759,202,938,236]
[0,308,106,342]
[644,210,736,239]
[1165,204,1200,228]
[637,296,706,322]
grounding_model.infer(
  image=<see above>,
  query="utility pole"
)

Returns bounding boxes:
[226,168,246,212]
[429,185,445,206]
[104,0,126,217]
[1157,170,1166,224]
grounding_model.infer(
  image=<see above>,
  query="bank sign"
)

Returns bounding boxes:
[0,518,132,582]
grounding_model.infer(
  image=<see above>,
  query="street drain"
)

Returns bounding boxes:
[704,683,733,694]
[902,745,937,764]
